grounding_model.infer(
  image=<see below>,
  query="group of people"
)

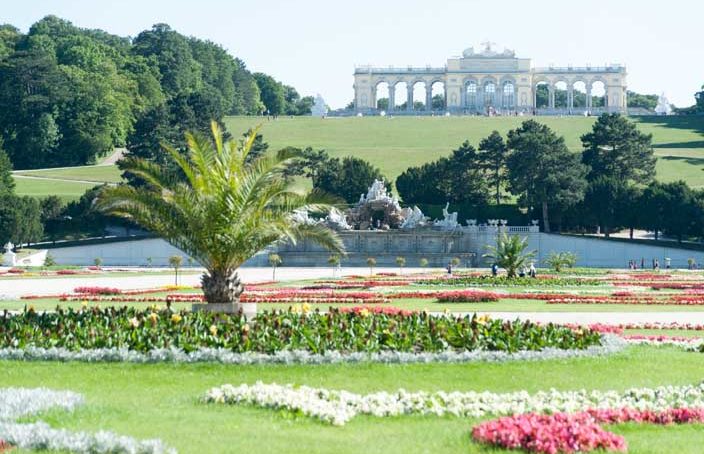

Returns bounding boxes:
[627,258,671,270]
[490,262,536,278]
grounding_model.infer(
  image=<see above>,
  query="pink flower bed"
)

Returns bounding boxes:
[472,407,704,453]
[435,290,500,303]
[73,286,122,295]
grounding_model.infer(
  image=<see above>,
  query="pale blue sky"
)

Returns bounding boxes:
[2,0,702,108]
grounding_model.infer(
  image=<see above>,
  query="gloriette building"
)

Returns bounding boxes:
[353,42,627,115]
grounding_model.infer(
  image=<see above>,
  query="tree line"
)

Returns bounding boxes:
[0,16,312,170]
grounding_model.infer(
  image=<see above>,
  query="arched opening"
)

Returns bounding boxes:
[534,81,549,109]
[430,81,445,111]
[502,81,515,109]
[572,81,587,109]
[464,80,478,110]
[393,81,408,110]
[590,81,606,108]
[483,81,496,107]
[554,81,568,108]
[412,81,426,110]
[375,81,389,111]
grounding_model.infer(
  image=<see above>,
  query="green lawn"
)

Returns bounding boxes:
[14,165,123,183]
[3,346,704,453]
[12,177,99,202]
[226,115,704,187]
[10,115,704,200]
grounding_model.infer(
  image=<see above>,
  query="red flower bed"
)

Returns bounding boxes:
[7,268,24,274]
[0,440,12,452]
[622,334,698,342]
[56,269,80,275]
[472,407,704,453]
[435,290,500,303]
[73,286,122,295]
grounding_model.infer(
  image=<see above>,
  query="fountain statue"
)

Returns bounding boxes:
[434,202,459,230]
[311,94,328,118]
[400,206,428,229]
[655,93,672,115]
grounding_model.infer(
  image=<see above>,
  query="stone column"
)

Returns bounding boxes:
[568,88,574,111]
[425,86,433,111]
[586,86,592,110]
[533,87,537,111]
[407,84,414,111]
[548,87,555,109]
[388,85,395,112]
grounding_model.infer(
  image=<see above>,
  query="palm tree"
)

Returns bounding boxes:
[169,255,183,285]
[483,233,536,278]
[97,122,344,307]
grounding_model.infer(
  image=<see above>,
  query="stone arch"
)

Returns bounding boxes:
[429,80,446,111]
[553,79,569,108]
[392,80,409,110]
[481,77,497,108]
[463,77,479,109]
[373,80,390,111]
[589,78,607,108]
[410,79,427,110]
[572,79,588,109]
[499,77,516,109]
[533,79,550,109]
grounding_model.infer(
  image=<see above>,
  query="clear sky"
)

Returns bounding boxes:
[3,0,702,108]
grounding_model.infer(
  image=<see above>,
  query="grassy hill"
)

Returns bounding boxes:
[227,115,704,187]
[11,115,704,201]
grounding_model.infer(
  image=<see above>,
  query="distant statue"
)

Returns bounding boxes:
[2,242,16,267]
[434,202,459,230]
[655,93,672,115]
[325,207,352,231]
[311,94,328,118]
[400,206,428,229]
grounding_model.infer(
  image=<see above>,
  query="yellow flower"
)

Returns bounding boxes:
[476,314,491,325]
[209,324,218,336]
[81,301,88,309]
[148,312,159,323]
[359,308,370,318]
[291,304,302,314]
[171,313,182,324]
[27,305,35,313]
[242,323,250,333]
[129,317,140,328]
[302,302,311,313]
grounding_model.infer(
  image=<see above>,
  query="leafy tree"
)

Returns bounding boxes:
[98,122,344,306]
[478,131,508,204]
[581,176,631,237]
[283,147,329,180]
[431,94,444,110]
[544,251,577,272]
[366,257,376,276]
[640,181,703,242]
[0,147,14,194]
[626,91,658,110]
[483,234,536,278]
[268,253,282,281]
[395,256,406,274]
[254,73,285,115]
[169,254,183,285]
[314,156,387,203]
[419,257,429,268]
[396,141,488,205]
[376,98,388,110]
[581,114,656,183]
[506,120,588,233]
[0,195,43,246]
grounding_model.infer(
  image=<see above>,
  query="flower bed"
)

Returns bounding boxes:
[472,407,704,453]
[338,305,414,316]
[204,379,704,427]
[73,286,122,295]
[414,276,601,287]
[0,307,601,354]
[434,290,500,303]
[0,387,173,453]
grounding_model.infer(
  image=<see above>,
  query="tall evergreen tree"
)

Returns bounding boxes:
[478,130,508,204]
[581,113,656,182]
[506,120,588,233]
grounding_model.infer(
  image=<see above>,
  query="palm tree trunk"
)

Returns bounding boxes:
[542,201,550,233]
[201,268,244,304]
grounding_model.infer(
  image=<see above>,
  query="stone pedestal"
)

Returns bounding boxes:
[192,302,257,319]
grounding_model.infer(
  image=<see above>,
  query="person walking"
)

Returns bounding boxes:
[529,262,536,278]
